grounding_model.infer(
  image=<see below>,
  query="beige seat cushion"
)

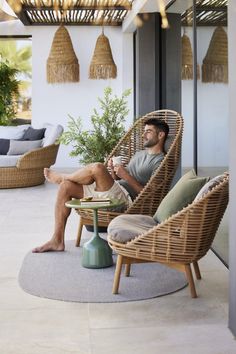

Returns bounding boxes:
[108,214,157,243]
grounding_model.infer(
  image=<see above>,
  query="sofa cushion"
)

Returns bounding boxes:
[0,125,29,140]
[42,124,64,146]
[153,169,209,223]
[108,214,157,243]
[21,127,46,141]
[0,155,21,167]
[7,139,43,155]
[0,139,10,155]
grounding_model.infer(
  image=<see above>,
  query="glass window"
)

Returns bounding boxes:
[0,37,32,124]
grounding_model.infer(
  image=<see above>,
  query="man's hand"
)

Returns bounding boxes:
[114,165,129,179]
[107,158,120,180]
[114,164,144,194]
[107,158,114,170]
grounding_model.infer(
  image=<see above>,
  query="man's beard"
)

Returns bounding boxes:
[143,138,159,148]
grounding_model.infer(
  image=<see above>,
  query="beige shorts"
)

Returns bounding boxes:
[83,181,132,210]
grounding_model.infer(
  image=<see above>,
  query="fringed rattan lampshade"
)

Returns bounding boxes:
[181,34,200,80]
[202,26,228,83]
[47,25,79,84]
[89,32,117,80]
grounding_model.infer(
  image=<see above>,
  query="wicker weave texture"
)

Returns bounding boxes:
[108,174,229,265]
[0,144,59,189]
[182,34,200,80]
[17,144,59,169]
[47,25,79,83]
[202,26,228,83]
[0,167,45,189]
[77,109,183,242]
[89,33,117,79]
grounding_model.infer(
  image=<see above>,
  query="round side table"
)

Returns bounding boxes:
[65,199,125,269]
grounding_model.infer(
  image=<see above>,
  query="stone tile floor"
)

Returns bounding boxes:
[0,178,235,354]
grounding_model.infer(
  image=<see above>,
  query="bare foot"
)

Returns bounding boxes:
[44,168,64,184]
[32,239,65,253]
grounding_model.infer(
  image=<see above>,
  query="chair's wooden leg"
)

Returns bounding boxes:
[75,218,83,247]
[185,264,197,298]
[193,261,201,280]
[112,255,123,294]
[125,263,131,277]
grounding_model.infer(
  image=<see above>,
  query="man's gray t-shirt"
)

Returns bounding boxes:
[118,150,164,200]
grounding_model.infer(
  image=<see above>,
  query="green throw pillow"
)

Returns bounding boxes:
[153,169,209,223]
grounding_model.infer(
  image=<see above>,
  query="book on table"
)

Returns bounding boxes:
[80,198,111,206]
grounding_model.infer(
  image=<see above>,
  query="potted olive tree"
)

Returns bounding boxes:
[58,86,131,164]
[0,60,19,126]
[59,86,131,232]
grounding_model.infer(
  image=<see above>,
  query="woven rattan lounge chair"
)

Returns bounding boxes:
[75,109,183,246]
[108,174,229,298]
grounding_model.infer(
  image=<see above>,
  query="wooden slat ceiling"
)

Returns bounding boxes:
[6,0,133,26]
[181,0,227,26]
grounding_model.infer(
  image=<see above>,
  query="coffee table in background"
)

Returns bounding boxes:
[65,198,125,269]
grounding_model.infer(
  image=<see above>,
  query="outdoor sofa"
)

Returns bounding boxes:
[0,123,63,188]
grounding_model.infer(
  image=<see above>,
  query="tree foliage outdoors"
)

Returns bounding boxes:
[58,87,131,164]
[0,40,32,96]
[0,41,32,78]
[0,61,19,125]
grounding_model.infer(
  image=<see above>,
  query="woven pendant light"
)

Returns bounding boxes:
[89,30,117,80]
[181,33,200,80]
[202,26,228,83]
[47,25,79,84]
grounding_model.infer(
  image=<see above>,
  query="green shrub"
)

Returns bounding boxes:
[59,87,131,164]
[0,61,19,125]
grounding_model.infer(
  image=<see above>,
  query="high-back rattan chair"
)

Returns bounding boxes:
[108,174,229,298]
[75,109,183,246]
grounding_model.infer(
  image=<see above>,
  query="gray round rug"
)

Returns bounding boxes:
[19,240,187,303]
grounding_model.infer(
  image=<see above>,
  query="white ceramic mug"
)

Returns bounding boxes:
[112,156,122,165]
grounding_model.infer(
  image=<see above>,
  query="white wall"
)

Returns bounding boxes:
[0,20,134,168]
[182,27,229,168]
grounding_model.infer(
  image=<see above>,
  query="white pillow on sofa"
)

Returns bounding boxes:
[42,124,64,146]
[0,125,30,140]
[7,140,43,155]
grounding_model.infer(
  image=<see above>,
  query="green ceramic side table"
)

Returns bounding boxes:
[65,198,125,269]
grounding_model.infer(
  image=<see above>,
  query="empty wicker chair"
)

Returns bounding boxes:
[108,174,229,298]
[75,109,183,246]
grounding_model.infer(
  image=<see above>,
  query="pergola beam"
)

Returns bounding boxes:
[6,0,133,26]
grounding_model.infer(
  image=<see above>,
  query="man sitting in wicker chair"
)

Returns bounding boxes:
[32,119,169,253]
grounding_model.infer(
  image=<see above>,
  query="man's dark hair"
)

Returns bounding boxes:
[145,118,169,137]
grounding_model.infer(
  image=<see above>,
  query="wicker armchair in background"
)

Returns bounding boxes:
[75,109,183,246]
[108,174,229,298]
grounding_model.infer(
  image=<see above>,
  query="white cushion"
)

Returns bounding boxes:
[0,125,30,140]
[7,139,43,155]
[42,124,64,146]
[0,155,21,167]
